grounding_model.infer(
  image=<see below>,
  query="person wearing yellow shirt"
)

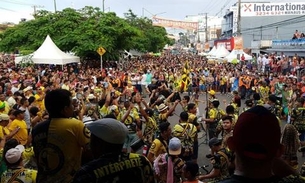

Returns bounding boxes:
[220,76,227,94]
[0,114,19,149]
[8,110,28,146]
[202,100,226,140]
[34,87,45,112]
[1,144,37,183]
[32,89,90,183]
[147,122,171,163]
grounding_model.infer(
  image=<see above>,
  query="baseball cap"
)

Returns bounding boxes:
[232,106,281,160]
[13,109,25,116]
[5,145,25,164]
[168,137,181,155]
[208,90,216,96]
[86,118,128,144]
[0,114,9,121]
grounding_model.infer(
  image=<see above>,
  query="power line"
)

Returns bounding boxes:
[0,0,34,6]
[0,6,16,12]
[241,16,305,32]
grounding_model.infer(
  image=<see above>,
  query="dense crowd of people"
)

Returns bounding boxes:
[0,52,304,182]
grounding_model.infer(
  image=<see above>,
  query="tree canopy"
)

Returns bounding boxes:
[0,7,174,59]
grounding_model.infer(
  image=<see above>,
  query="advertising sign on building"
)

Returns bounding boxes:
[241,2,305,17]
[230,6,238,34]
[214,38,234,51]
[234,37,243,50]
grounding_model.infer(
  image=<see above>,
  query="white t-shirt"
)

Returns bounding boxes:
[141,74,147,86]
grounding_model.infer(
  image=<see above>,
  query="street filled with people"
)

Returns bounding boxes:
[0,52,305,182]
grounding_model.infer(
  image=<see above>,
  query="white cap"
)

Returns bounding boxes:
[5,145,25,164]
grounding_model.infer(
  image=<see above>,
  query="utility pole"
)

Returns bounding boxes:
[205,13,208,42]
[32,5,44,15]
[53,0,57,12]
[102,0,105,12]
[237,0,241,35]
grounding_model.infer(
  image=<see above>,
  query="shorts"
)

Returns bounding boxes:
[200,84,206,91]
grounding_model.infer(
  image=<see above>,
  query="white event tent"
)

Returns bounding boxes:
[207,46,217,56]
[15,35,80,65]
[215,45,230,58]
[226,50,252,63]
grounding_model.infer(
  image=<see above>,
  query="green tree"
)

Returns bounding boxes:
[0,7,170,59]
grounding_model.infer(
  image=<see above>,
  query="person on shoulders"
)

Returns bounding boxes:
[219,106,304,183]
[73,118,155,183]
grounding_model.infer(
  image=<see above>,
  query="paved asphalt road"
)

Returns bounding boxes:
[158,92,305,174]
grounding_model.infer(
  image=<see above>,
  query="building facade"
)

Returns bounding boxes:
[185,15,222,43]
[221,1,305,54]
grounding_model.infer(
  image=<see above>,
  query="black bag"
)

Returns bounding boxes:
[130,139,145,152]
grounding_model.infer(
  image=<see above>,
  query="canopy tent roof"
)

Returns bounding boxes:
[215,45,230,58]
[207,46,217,56]
[226,50,252,63]
[15,35,80,65]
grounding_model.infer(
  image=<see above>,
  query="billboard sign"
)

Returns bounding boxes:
[241,2,305,17]
[152,16,198,30]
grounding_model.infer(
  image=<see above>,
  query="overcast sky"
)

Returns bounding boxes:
[0,0,300,24]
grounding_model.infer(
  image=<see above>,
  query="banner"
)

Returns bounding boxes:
[241,2,305,17]
[234,37,243,50]
[152,16,198,30]
[204,42,210,52]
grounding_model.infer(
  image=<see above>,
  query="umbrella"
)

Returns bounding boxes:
[231,58,239,64]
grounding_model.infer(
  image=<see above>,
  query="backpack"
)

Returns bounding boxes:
[173,123,196,157]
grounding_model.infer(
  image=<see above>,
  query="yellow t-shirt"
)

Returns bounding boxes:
[8,119,28,145]
[143,117,157,144]
[149,138,167,159]
[32,118,90,183]
[99,105,110,118]
[1,168,37,183]
[34,94,44,111]
[172,122,197,143]
[188,113,197,124]
[208,108,226,120]
[0,126,9,140]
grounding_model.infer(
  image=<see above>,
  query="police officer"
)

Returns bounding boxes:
[198,138,231,182]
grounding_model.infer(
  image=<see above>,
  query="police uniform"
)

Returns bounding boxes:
[73,153,155,183]
[210,148,231,182]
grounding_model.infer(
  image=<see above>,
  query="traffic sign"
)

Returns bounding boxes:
[97,47,106,56]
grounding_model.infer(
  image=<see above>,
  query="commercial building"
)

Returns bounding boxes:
[221,1,305,56]
[184,15,222,43]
